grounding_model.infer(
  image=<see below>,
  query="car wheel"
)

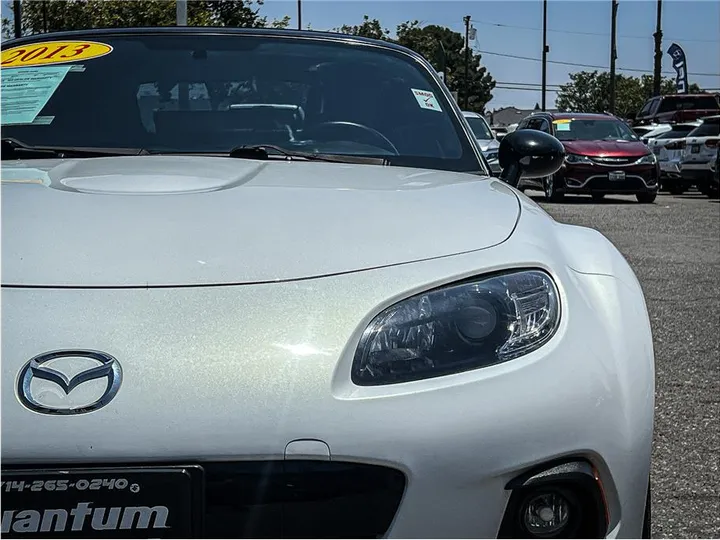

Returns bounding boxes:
[591,193,605,202]
[706,186,720,199]
[637,192,657,204]
[543,174,565,202]
[642,482,651,539]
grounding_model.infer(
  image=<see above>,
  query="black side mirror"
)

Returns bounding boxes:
[498,129,565,188]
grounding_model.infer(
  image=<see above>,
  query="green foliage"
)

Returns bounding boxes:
[336,15,389,40]
[337,17,495,113]
[556,70,704,118]
[11,0,281,34]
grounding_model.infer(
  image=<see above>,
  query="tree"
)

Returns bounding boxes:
[11,0,284,34]
[336,15,389,40]
[556,70,705,117]
[394,21,494,113]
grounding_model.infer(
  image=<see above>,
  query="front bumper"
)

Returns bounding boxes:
[1,226,653,538]
[659,159,682,178]
[559,163,659,194]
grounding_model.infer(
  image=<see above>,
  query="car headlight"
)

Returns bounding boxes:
[352,270,560,386]
[636,153,657,165]
[484,150,499,162]
[565,153,593,165]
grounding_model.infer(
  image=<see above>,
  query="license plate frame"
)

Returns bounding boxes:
[691,144,700,154]
[0,466,204,538]
[608,170,626,181]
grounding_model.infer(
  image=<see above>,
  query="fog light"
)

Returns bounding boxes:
[522,492,570,536]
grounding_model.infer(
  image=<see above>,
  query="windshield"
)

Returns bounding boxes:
[657,95,720,113]
[0,32,482,172]
[687,119,720,138]
[552,118,639,142]
[464,116,494,140]
[656,126,697,139]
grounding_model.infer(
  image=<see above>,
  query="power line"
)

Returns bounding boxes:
[495,86,560,93]
[469,19,720,44]
[476,48,720,77]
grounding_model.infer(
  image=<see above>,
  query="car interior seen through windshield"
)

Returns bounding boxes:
[552,118,639,141]
[1,33,483,173]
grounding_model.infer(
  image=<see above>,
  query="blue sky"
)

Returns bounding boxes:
[259,0,720,109]
[3,0,719,110]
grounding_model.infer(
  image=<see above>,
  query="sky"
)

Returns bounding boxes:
[3,0,719,110]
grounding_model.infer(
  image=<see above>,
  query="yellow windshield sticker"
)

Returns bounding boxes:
[553,119,572,124]
[1,41,113,68]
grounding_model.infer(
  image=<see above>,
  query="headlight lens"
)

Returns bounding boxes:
[352,270,560,386]
[636,153,658,165]
[565,153,593,165]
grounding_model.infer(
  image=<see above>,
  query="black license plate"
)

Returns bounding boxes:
[1,467,203,538]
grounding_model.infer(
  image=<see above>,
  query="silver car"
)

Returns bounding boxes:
[462,110,501,175]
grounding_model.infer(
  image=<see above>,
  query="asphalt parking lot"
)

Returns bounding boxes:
[529,189,720,538]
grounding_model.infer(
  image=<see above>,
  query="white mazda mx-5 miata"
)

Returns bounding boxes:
[1,27,653,540]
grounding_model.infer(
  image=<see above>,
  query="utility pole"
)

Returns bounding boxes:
[297,0,302,30]
[653,0,663,96]
[609,0,619,114]
[176,0,187,25]
[463,15,471,110]
[13,0,21,38]
[541,0,548,111]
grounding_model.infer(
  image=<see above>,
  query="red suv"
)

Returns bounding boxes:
[516,112,660,203]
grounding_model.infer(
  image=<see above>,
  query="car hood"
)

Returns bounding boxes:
[476,139,500,153]
[562,140,649,157]
[1,156,521,287]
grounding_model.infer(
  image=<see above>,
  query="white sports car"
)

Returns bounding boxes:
[1,28,654,539]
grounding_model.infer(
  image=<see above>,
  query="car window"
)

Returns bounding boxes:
[464,116,494,140]
[656,127,697,139]
[687,120,720,138]
[657,96,720,113]
[551,118,639,141]
[1,33,483,173]
[638,99,655,117]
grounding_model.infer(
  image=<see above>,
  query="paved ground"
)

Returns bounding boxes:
[529,189,720,538]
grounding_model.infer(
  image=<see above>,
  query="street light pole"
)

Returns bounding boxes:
[176,0,187,26]
[653,0,663,96]
[541,0,548,111]
[298,0,302,30]
[609,0,618,114]
[463,15,470,110]
[13,0,22,38]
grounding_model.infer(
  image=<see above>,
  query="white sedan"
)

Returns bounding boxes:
[1,27,654,539]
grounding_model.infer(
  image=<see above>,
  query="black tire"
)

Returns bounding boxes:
[706,186,720,199]
[642,482,651,539]
[591,193,606,202]
[543,174,565,202]
[637,192,657,204]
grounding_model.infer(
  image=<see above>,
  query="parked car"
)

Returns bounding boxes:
[679,115,720,197]
[630,93,720,126]
[647,122,701,193]
[634,123,672,141]
[711,145,720,192]
[515,112,660,203]
[462,110,501,175]
[2,27,654,540]
[491,125,509,140]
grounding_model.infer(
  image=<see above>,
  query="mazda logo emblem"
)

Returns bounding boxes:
[17,350,122,415]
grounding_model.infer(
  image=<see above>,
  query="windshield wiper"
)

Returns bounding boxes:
[229,144,389,166]
[1,137,150,160]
